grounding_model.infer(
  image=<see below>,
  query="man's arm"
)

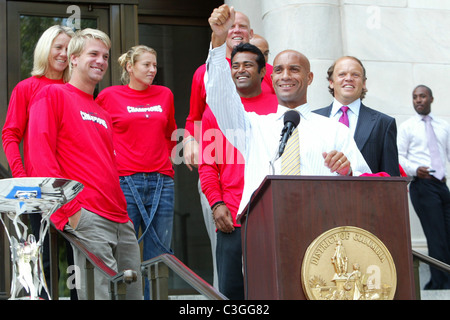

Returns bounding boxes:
[199,109,234,233]
[183,65,207,171]
[205,5,249,156]
[397,122,417,176]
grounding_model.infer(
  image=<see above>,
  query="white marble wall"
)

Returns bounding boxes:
[226,0,450,251]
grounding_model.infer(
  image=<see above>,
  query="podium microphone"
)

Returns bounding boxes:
[278,110,300,157]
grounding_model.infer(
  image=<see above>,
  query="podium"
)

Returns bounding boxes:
[239,175,415,300]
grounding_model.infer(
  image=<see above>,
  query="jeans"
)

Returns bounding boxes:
[64,208,143,300]
[120,172,174,299]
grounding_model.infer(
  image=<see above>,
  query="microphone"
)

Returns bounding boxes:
[278,110,300,157]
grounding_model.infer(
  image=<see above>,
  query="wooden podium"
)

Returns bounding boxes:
[239,175,415,300]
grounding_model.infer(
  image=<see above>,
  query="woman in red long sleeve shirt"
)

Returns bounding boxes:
[2,25,74,178]
[96,45,177,300]
[1,25,75,299]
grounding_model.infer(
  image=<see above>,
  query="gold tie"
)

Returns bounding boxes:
[281,127,300,175]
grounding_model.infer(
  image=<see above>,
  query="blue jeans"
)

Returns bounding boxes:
[120,172,174,299]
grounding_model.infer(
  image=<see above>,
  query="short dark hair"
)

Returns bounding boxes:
[231,42,266,73]
[327,56,368,100]
[414,84,433,98]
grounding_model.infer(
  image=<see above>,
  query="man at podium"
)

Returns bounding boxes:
[205,5,371,219]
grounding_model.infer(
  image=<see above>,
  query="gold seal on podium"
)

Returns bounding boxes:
[301,226,397,300]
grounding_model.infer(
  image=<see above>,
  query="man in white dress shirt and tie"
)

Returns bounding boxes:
[205,4,371,220]
[398,85,450,290]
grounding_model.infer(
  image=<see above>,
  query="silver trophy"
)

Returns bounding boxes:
[0,177,83,300]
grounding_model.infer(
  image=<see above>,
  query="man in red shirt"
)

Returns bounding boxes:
[184,11,274,291]
[27,28,142,300]
[199,42,278,299]
[183,11,274,169]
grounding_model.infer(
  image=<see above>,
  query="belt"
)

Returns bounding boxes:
[422,175,447,183]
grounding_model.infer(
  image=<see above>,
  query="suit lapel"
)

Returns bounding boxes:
[354,104,377,150]
[324,104,332,116]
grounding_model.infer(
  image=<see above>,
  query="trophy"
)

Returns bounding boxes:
[0,177,83,300]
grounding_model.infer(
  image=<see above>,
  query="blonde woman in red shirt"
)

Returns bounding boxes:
[96,45,177,300]
[3,25,74,178]
[2,25,75,299]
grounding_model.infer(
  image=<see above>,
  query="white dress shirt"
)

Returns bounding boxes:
[398,113,450,177]
[205,43,371,217]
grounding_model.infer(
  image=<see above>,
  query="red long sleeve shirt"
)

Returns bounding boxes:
[2,76,64,177]
[96,85,177,178]
[27,83,128,230]
[199,92,278,226]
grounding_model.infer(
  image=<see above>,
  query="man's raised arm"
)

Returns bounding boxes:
[205,4,248,156]
[209,5,235,48]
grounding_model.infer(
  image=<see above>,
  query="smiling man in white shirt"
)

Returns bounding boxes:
[205,5,371,218]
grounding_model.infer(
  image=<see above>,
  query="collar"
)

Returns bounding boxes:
[414,112,435,123]
[276,103,312,121]
[331,98,361,117]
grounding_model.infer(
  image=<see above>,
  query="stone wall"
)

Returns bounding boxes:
[226,0,450,250]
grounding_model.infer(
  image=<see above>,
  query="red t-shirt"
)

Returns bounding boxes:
[27,83,128,230]
[184,59,274,139]
[2,76,64,177]
[96,85,177,178]
[199,92,278,226]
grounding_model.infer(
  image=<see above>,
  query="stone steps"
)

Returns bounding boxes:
[418,262,450,300]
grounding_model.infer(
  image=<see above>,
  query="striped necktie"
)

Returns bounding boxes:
[281,127,300,175]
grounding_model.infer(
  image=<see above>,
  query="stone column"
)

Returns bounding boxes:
[260,0,344,107]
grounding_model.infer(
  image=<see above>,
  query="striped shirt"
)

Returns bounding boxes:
[205,43,371,217]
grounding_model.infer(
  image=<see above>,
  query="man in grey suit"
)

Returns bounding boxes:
[314,56,400,176]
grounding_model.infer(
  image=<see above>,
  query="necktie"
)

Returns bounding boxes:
[339,106,349,127]
[423,115,445,180]
[281,127,300,175]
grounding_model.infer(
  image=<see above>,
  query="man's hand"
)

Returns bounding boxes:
[323,150,352,176]
[213,204,235,233]
[209,4,235,48]
[68,210,82,229]
[417,166,434,179]
[183,136,199,171]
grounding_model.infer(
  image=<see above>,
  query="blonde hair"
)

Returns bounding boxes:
[118,45,157,84]
[68,28,111,74]
[31,25,75,82]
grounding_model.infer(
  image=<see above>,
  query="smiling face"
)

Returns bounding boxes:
[231,51,265,98]
[328,57,367,105]
[271,50,313,108]
[128,51,157,90]
[226,12,253,55]
[70,38,109,93]
[46,32,72,79]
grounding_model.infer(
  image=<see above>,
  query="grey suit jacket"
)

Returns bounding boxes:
[314,103,400,176]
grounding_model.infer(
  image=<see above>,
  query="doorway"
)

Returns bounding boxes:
[137,21,215,290]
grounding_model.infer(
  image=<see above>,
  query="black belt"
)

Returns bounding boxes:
[420,175,447,183]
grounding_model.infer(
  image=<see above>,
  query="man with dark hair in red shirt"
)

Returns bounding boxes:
[199,42,277,299]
